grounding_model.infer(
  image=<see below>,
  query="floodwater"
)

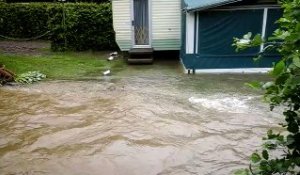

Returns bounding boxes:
[0,61,282,175]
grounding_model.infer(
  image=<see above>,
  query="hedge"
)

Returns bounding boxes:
[0,2,117,51]
[0,3,49,39]
[4,0,109,3]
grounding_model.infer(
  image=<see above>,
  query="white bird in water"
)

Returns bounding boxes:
[107,56,114,61]
[103,70,111,76]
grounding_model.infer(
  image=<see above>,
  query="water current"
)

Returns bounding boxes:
[0,61,282,175]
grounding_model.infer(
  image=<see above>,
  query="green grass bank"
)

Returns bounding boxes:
[0,52,124,80]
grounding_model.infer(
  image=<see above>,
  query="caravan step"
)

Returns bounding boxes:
[127,48,154,64]
[129,48,153,55]
[127,58,153,64]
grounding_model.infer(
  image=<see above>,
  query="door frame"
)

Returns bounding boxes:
[130,0,152,48]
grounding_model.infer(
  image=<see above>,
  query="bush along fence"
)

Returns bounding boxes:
[0,2,117,51]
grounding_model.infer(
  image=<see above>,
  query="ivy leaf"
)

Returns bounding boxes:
[251,153,262,163]
[262,150,269,160]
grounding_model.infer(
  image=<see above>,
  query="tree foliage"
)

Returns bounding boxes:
[234,0,300,174]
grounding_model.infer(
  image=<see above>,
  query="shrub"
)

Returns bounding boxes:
[0,2,117,51]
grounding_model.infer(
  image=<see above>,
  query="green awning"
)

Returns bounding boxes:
[184,0,243,12]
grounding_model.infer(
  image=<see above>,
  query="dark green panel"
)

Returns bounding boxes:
[182,54,280,69]
[197,9,263,56]
[264,8,282,56]
[266,8,282,38]
[181,8,282,69]
[180,9,187,58]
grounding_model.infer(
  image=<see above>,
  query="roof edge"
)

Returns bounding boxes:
[186,0,243,12]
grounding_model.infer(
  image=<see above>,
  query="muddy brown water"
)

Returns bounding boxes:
[0,61,282,175]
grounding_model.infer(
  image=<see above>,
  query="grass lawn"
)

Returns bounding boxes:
[0,51,125,80]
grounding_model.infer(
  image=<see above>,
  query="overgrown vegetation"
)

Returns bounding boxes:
[233,0,300,174]
[0,2,117,51]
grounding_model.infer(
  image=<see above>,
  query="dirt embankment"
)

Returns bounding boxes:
[0,40,50,55]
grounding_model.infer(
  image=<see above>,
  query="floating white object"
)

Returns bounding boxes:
[103,70,111,76]
[107,56,114,61]
[110,51,118,57]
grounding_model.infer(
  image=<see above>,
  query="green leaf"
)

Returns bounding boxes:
[259,160,270,172]
[274,29,290,40]
[262,150,269,160]
[234,169,250,175]
[287,121,299,133]
[253,54,263,62]
[293,54,300,68]
[275,73,290,85]
[272,60,285,76]
[243,32,252,40]
[251,153,262,163]
[277,135,284,142]
[264,141,277,150]
[252,34,263,46]
[244,81,261,89]
[286,135,295,145]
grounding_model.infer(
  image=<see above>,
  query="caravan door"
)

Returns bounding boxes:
[132,0,151,48]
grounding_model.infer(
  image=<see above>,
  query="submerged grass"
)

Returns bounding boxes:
[0,51,125,80]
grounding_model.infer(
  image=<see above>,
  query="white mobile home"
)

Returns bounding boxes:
[112,0,281,68]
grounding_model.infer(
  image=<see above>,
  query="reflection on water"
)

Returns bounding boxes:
[0,61,282,175]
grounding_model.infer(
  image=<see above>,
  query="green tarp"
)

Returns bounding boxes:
[182,8,282,69]
[197,9,263,56]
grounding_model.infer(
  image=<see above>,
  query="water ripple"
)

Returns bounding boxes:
[0,67,282,175]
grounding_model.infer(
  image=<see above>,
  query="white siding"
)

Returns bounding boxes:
[151,0,181,50]
[186,12,195,54]
[112,0,181,51]
[112,0,132,51]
